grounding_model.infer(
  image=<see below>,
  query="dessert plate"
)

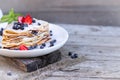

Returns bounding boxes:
[0,23,69,57]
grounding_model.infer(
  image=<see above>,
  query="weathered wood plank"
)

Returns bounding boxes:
[59,24,120,36]
[5,50,61,72]
[44,77,120,80]
[1,24,120,80]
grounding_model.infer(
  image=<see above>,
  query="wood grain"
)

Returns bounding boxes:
[5,50,61,72]
[1,24,120,80]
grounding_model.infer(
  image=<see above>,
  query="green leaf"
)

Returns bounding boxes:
[0,8,22,24]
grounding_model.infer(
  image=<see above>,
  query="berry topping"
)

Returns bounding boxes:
[32,19,36,23]
[18,16,24,23]
[50,43,54,47]
[24,14,32,25]
[18,14,32,25]
[24,24,28,27]
[50,30,52,33]
[0,28,4,36]
[50,39,56,44]
[38,23,41,25]
[40,45,44,49]
[50,33,53,36]
[41,43,46,47]
[49,39,56,47]
[19,44,28,50]
[13,22,24,30]
[31,30,38,35]
[28,45,37,50]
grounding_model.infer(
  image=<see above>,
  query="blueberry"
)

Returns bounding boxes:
[53,39,56,43]
[50,33,53,36]
[13,23,19,30]
[0,28,4,36]
[31,30,38,35]
[41,43,46,47]
[14,48,19,50]
[40,45,44,49]
[34,44,37,48]
[20,27,24,30]
[38,23,41,25]
[0,31,2,36]
[50,30,52,33]
[17,22,21,25]
[68,52,72,56]
[17,24,21,28]
[20,23,24,27]
[14,22,18,25]
[1,28,3,31]
[28,46,33,50]
[32,19,36,23]
[71,53,78,59]
[13,26,19,30]
[28,45,37,50]
[50,39,56,44]
[7,72,12,76]
[24,24,28,27]
[49,43,54,47]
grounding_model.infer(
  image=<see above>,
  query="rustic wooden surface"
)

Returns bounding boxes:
[5,50,61,72]
[0,24,120,80]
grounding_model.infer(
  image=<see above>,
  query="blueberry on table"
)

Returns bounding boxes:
[68,52,72,56]
[71,53,78,59]
[7,72,12,76]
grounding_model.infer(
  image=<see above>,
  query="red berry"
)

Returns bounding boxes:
[24,14,32,24]
[19,44,28,50]
[18,16,24,23]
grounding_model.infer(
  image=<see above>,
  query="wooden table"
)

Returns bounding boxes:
[0,24,120,80]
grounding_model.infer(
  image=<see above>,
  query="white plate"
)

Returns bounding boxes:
[0,23,69,57]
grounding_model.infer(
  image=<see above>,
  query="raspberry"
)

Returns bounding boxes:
[19,44,28,50]
[18,16,24,23]
[18,14,32,25]
[24,14,32,24]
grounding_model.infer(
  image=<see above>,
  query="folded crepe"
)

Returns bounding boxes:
[2,19,50,49]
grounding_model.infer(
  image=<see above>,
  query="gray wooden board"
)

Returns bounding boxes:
[0,24,120,80]
[5,50,61,72]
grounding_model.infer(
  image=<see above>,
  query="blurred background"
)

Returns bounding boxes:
[0,0,120,26]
